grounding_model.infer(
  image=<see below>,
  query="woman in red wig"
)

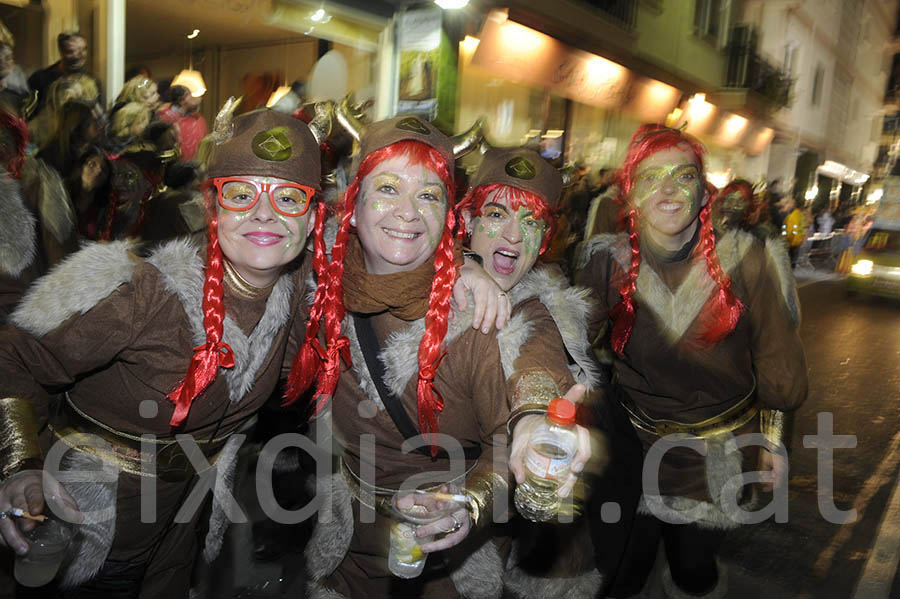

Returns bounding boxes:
[0,107,329,596]
[290,111,592,597]
[576,124,807,599]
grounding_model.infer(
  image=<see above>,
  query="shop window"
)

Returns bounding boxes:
[811,63,824,107]
[694,0,723,40]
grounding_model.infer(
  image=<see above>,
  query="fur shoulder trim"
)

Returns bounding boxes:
[57,451,119,588]
[0,174,36,276]
[11,240,138,336]
[508,267,601,390]
[764,237,801,326]
[577,233,627,271]
[147,238,295,404]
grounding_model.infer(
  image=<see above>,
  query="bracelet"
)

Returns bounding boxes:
[506,404,549,437]
[462,249,483,267]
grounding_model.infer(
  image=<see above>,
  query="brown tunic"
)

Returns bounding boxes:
[576,230,808,502]
[324,293,576,598]
[0,238,310,592]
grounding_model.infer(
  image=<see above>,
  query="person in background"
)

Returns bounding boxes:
[27,32,101,121]
[35,99,103,179]
[64,145,111,241]
[111,76,160,121]
[782,197,806,268]
[577,124,807,599]
[0,21,29,116]
[107,101,152,154]
[158,84,207,161]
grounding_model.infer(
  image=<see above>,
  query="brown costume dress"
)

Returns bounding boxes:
[576,229,807,522]
[0,238,310,595]
[306,235,597,599]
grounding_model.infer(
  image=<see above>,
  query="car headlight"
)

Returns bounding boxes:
[851,259,874,276]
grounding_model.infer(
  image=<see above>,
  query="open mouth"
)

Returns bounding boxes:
[382,228,422,241]
[492,248,519,275]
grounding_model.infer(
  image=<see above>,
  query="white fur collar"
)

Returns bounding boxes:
[12,240,138,336]
[584,230,755,345]
[146,238,295,404]
[0,173,36,276]
[765,237,801,325]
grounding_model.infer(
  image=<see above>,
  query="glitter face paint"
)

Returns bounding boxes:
[630,146,706,251]
[354,155,448,275]
[468,189,547,291]
[216,175,311,287]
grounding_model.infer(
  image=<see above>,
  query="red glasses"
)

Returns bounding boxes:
[212,176,315,217]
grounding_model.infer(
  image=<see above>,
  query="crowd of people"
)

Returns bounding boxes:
[0,28,809,599]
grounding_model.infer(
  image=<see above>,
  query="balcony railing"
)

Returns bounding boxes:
[578,0,638,30]
[725,26,793,110]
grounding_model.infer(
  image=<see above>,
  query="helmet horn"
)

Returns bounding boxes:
[308,100,334,146]
[451,118,485,158]
[212,96,242,145]
[335,94,366,143]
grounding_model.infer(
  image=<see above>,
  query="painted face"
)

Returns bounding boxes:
[467,188,547,291]
[632,145,706,251]
[60,37,87,73]
[216,175,313,287]
[354,154,448,275]
[713,190,748,230]
[81,155,106,191]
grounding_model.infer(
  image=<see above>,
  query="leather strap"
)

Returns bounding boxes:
[352,314,481,461]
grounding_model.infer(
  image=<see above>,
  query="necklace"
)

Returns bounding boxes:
[223,259,274,300]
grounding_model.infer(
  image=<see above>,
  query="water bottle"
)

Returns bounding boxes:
[514,397,578,522]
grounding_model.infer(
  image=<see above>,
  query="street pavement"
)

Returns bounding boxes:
[206,266,900,598]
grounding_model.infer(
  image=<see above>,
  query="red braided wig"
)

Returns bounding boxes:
[458,183,557,254]
[286,141,457,454]
[610,124,744,354]
[166,186,235,426]
[0,110,27,179]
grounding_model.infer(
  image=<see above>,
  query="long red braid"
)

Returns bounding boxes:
[609,124,744,354]
[285,141,457,454]
[166,187,234,426]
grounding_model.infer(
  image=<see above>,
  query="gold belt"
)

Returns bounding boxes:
[623,377,759,439]
[49,395,230,482]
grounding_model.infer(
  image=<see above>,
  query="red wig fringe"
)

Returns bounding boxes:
[0,111,27,180]
[286,140,457,454]
[458,183,557,254]
[610,124,744,354]
[166,187,234,426]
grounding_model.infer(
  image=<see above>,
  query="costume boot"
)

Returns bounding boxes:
[661,563,727,599]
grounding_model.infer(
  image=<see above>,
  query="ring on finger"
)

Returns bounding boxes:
[445,514,462,534]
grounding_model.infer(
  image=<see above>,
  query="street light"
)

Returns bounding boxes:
[434,0,469,8]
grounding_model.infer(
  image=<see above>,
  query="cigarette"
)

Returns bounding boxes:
[415,490,471,504]
[9,508,47,522]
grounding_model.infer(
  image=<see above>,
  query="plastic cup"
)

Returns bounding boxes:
[387,490,461,579]
[14,517,74,588]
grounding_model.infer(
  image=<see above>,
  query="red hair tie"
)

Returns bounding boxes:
[167,341,235,426]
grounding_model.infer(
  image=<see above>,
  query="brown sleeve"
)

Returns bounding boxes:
[0,261,166,472]
[505,299,577,410]
[741,243,809,410]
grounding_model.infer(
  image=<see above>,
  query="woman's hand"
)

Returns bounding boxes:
[0,470,82,555]
[398,487,472,553]
[759,447,788,492]
[509,384,592,498]
[453,257,511,333]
